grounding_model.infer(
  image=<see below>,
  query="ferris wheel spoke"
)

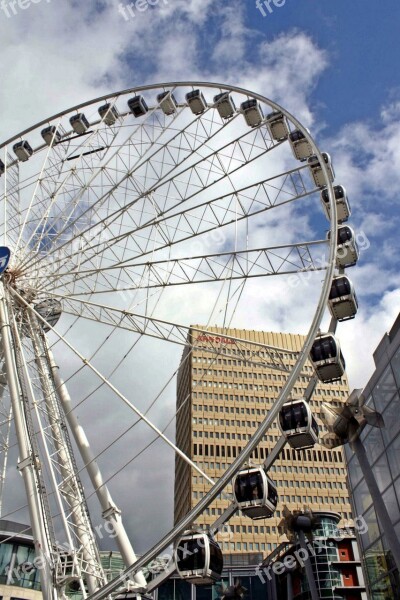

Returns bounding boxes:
[9,288,231,492]
[14,119,69,256]
[35,241,327,300]
[1,153,24,249]
[15,112,126,264]
[14,93,231,271]
[26,164,315,297]
[20,115,283,277]
[36,291,296,372]
[77,164,312,272]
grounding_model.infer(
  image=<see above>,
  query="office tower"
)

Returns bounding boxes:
[174,326,353,558]
[345,313,400,598]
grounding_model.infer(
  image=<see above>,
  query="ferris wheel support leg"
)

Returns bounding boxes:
[0,283,55,600]
[29,324,101,596]
[0,405,12,516]
[45,341,147,590]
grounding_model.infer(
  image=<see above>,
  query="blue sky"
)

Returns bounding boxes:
[1,0,400,553]
[246,0,400,129]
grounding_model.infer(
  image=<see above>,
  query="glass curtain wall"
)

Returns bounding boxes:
[346,347,400,600]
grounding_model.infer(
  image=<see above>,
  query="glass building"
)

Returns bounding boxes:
[0,520,42,600]
[153,554,268,600]
[259,511,366,600]
[345,313,400,599]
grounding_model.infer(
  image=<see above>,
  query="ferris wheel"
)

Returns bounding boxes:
[0,82,356,600]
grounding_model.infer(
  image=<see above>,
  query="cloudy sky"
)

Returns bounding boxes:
[1,0,400,563]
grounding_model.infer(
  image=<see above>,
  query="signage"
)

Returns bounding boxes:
[0,247,11,275]
[197,335,235,344]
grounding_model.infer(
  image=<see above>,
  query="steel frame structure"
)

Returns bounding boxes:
[0,81,340,600]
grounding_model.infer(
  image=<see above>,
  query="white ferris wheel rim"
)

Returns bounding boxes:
[0,81,338,597]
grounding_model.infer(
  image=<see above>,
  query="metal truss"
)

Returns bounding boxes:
[0,81,339,600]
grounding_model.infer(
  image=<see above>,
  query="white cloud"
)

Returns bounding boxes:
[338,287,400,389]
[328,98,400,205]
[2,0,400,569]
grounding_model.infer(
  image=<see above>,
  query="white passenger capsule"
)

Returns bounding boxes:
[13,140,33,162]
[41,126,61,146]
[157,91,177,115]
[309,333,346,383]
[328,225,359,268]
[213,92,236,119]
[328,276,358,321]
[70,113,90,135]
[175,531,223,585]
[288,129,313,161]
[240,99,264,127]
[186,89,207,115]
[308,152,335,188]
[233,465,278,519]
[34,299,62,332]
[266,111,289,141]
[127,95,149,117]
[98,103,119,126]
[321,185,351,223]
[279,399,319,450]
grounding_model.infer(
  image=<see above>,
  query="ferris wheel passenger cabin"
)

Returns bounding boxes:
[186,89,207,115]
[309,333,346,383]
[328,276,358,321]
[98,103,119,126]
[266,111,289,141]
[157,91,178,115]
[240,99,264,127]
[278,399,319,450]
[34,299,62,332]
[213,92,236,119]
[288,129,314,161]
[233,465,278,519]
[0,159,4,177]
[175,531,223,585]
[327,225,359,268]
[127,95,149,117]
[41,126,61,146]
[13,140,33,162]
[69,113,90,135]
[321,185,351,223]
[308,152,335,188]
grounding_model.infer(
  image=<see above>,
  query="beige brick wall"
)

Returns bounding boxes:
[174,326,352,555]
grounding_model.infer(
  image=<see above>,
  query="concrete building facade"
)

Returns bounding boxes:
[174,326,354,557]
[345,313,400,599]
